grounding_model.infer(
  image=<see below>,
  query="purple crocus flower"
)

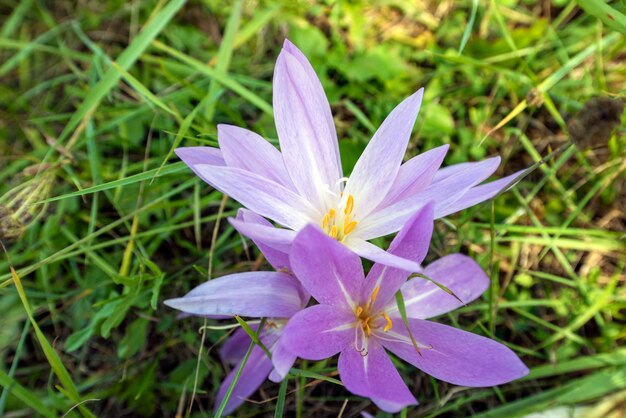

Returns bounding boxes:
[281,202,529,412]
[164,211,306,415]
[175,39,524,272]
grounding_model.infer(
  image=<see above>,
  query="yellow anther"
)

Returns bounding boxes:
[363,317,372,336]
[343,220,358,235]
[330,225,338,239]
[322,213,330,230]
[355,306,363,317]
[370,286,380,304]
[329,208,336,219]
[382,312,393,332]
[344,194,354,215]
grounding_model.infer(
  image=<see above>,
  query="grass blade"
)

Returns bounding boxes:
[38,162,187,204]
[234,315,272,358]
[395,290,422,356]
[288,369,342,386]
[55,0,187,145]
[0,370,55,418]
[6,262,95,417]
[458,0,479,54]
[274,376,289,418]
[409,272,466,305]
[204,0,243,120]
[214,318,267,418]
[152,40,273,115]
[577,0,626,35]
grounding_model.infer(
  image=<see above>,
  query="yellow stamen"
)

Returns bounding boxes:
[329,225,338,239]
[344,194,354,215]
[343,220,358,235]
[329,208,336,219]
[382,312,393,332]
[370,286,380,304]
[355,306,363,317]
[322,213,330,230]
[363,317,372,336]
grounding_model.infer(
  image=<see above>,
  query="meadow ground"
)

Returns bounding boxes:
[0,1,625,417]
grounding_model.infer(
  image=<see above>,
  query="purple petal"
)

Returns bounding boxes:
[348,239,423,274]
[361,202,435,311]
[233,209,292,271]
[357,157,501,239]
[395,254,489,319]
[343,89,424,218]
[281,305,354,360]
[217,124,295,189]
[431,158,499,184]
[228,214,296,254]
[338,338,417,413]
[193,164,319,229]
[232,210,310,303]
[175,146,225,167]
[268,337,297,382]
[164,272,303,318]
[220,326,257,365]
[380,318,529,387]
[282,40,342,176]
[214,345,273,415]
[290,225,364,309]
[378,144,449,208]
[437,169,527,217]
[274,40,342,209]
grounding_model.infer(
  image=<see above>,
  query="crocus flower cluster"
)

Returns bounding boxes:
[165,39,528,414]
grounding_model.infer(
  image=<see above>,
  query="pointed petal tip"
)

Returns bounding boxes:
[216,122,242,134]
[174,146,225,167]
[282,38,306,58]
[432,143,451,162]
[215,123,228,136]
[439,143,451,152]
[162,298,179,310]
[226,216,239,229]
[407,87,424,107]
[488,154,502,166]
[482,155,503,176]
[518,362,530,379]
[173,147,192,160]
[283,38,296,50]
[423,199,436,212]
[216,123,246,141]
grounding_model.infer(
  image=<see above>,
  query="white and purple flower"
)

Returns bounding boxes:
[175,39,523,273]
[281,203,529,412]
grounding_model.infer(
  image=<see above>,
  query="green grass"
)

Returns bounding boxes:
[1,0,625,416]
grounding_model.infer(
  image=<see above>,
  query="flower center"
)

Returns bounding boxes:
[353,286,393,337]
[320,194,358,242]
